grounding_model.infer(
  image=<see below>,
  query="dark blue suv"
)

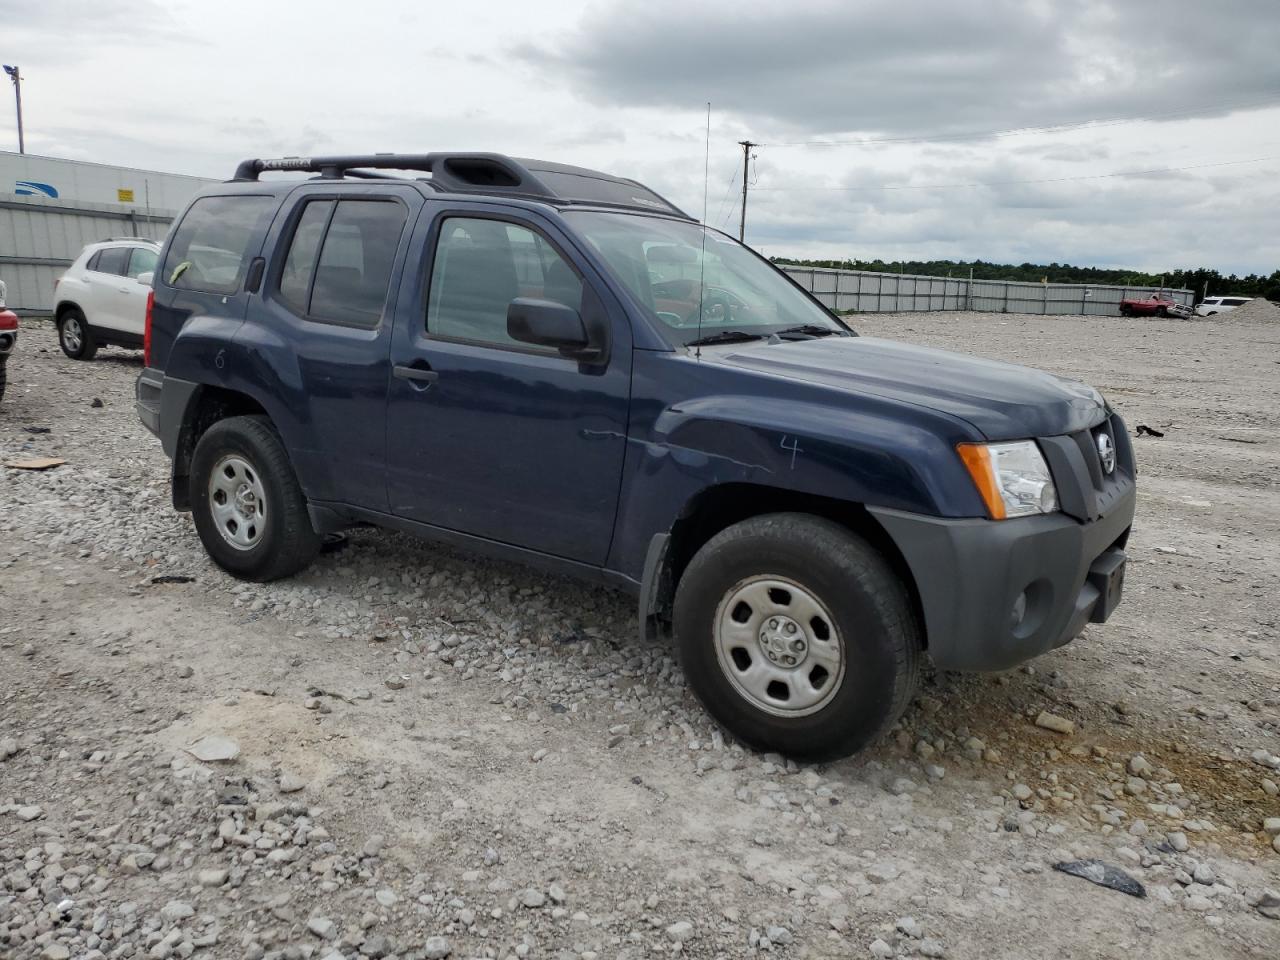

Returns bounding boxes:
[136,153,1135,760]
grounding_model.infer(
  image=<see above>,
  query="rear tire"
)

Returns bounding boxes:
[58,307,97,361]
[190,415,320,581]
[1156,306,1168,318]
[673,513,921,761]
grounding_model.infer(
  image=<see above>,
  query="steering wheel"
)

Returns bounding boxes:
[687,295,732,326]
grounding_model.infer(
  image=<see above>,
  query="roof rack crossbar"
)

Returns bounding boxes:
[229,152,693,220]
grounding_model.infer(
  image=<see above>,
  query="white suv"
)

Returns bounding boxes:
[1196,295,1253,317]
[53,238,160,360]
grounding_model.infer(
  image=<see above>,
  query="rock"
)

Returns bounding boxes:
[1035,711,1075,735]
[161,900,195,922]
[869,939,894,959]
[1186,895,1214,912]
[42,946,71,960]
[665,921,695,943]
[919,938,946,958]
[765,925,792,945]
[423,936,452,959]
[0,736,19,759]
[548,882,567,903]
[198,868,228,887]
[1192,863,1215,885]
[519,889,546,908]
[16,804,43,821]
[187,735,240,762]
[360,934,391,958]
[375,888,398,907]
[279,772,308,793]
[895,916,923,939]
[867,862,900,884]
[1127,755,1153,776]
[1273,834,1280,856]
[1254,888,1280,920]
[177,665,194,679]
[1012,784,1033,802]
[1168,832,1189,852]
[308,917,338,940]
[1263,817,1280,837]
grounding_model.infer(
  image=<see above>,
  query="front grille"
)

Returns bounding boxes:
[1039,413,1135,522]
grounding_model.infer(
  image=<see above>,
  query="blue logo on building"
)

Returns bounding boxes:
[15,180,59,198]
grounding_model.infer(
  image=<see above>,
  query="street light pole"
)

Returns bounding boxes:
[3,65,24,154]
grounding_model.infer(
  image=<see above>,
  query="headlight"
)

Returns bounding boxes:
[957,441,1058,519]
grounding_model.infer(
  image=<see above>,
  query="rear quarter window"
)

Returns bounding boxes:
[162,196,277,295]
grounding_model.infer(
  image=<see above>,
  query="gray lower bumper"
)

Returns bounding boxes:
[870,484,1136,671]
[136,367,163,440]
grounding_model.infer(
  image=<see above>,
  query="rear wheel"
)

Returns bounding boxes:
[58,308,97,361]
[1155,306,1168,318]
[673,513,921,761]
[190,416,320,581]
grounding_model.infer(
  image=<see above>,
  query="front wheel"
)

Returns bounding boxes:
[58,308,97,361]
[190,416,320,581]
[673,513,921,761]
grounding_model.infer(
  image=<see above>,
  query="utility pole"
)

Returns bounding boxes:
[737,140,756,242]
[3,65,23,154]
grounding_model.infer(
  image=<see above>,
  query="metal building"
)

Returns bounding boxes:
[0,151,213,314]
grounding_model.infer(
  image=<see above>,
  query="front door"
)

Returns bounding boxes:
[385,205,631,565]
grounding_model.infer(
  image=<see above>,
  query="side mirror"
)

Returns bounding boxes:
[507,298,597,359]
[136,271,154,285]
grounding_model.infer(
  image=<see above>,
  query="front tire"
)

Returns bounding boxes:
[57,307,97,361]
[190,416,320,581]
[673,513,921,761]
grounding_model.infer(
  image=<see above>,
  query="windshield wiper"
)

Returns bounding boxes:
[770,324,846,339]
[686,330,766,347]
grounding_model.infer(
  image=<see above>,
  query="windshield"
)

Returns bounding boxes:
[564,211,847,346]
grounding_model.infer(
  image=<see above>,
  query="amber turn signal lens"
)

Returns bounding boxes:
[957,443,1007,520]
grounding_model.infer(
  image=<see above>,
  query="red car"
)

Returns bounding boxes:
[0,308,17,403]
[1119,293,1191,318]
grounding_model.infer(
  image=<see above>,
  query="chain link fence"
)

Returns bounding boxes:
[779,265,1193,316]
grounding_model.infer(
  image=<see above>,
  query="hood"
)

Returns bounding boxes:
[715,336,1106,439]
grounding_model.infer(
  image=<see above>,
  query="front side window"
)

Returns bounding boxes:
[162,195,276,295]
[564,210,844,347]
[93,247,129,276]
[127,246,158,279]
[276,199,406,327]
[427,217,583,349]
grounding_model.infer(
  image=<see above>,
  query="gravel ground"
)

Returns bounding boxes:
[1,311,1278,960]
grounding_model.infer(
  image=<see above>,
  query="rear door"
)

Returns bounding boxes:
[384,203,632,564]
[151,194,279,374]
[243,184,422,510]
[86,245,131,331]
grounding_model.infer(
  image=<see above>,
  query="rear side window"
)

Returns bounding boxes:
[1222,298,1248,306]
[275,199,407,327]
[93,247,130,276]
[127,247,158,280]
[162,196,275,295]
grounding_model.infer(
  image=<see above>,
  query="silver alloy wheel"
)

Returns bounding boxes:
[713,575,845,717]
[208,455,267,551]
[62,316,83,353]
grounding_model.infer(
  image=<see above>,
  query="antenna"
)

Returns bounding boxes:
[696,102,711,360]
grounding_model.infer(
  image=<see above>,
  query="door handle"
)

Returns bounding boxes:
[393,364,439,384]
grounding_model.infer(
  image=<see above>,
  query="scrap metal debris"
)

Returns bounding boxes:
[1053,859,1146,898]
[21,425,50,434]
[150,574,195,585]
[1135,424,1164,438]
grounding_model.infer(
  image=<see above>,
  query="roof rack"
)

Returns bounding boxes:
[230,152,693,220]
[100,236,160,244]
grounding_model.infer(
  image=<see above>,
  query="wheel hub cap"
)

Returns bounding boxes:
[714,576,845,717]
[208,455,266,551]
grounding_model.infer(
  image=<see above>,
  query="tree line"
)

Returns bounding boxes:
[770,257,1280,304]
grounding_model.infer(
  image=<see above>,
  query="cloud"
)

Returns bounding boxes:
[515,0,1280,137]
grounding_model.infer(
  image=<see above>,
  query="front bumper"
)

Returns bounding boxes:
[870,478,1135,672]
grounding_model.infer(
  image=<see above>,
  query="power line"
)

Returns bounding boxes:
[750,153,1280,193]
[762,91,1280,148]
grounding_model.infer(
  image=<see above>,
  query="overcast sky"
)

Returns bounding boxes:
[4,0,1279,274]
